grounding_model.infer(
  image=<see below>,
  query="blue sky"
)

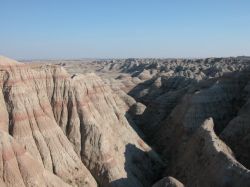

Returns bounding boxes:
[1,0,250,59]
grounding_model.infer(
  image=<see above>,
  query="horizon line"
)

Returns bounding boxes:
[17,55,250,62]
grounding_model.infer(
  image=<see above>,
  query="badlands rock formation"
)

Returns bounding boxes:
[0,56,163,187]
[151,68,250,186]
[0,57,97,187]
[52,57,250,187]
[52,57,250,135]
[5,56,250,186]
[0,130,70,187]
[170,118,250,187]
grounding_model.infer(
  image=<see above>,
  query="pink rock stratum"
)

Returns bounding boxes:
[0,56,163,187]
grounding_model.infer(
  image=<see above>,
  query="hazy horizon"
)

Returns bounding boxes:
[16,55,250,62]
[1,0,250,59]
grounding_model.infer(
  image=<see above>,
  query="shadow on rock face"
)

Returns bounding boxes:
[110,144,164,187]
[127,75,196,141]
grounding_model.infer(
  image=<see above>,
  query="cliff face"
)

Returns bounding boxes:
[172,118,250,187]
[151,70,250,187]
[0,57,97,186]
[58,57,250,187]
[220,78,250,169]
[0,130,70,187]
[0,56,162,187]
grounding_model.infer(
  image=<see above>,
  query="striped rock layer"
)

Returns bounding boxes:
[0,130,70,187]
[0,56,162,187]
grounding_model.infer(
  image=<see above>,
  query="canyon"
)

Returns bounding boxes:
[1,55,250,187]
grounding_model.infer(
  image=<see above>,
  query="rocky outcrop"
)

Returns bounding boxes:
[49,72,163,187]
[54,57,250,97]
[55,57,250,139]
[148,70,250,186]
[220,78,250,168]
[154,71,249,154]
[0,58,97,186]
[0,130,70,187]
[0,56,22,66]
[172,118,250,187]
[0,56,163,187]
[152,176,184,187]
[11,56,250,186]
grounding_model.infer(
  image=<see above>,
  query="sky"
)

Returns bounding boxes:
[1,0,250,59]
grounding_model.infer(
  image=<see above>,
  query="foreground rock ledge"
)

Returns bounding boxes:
[172,118,250,187]
[152,176,184,187]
